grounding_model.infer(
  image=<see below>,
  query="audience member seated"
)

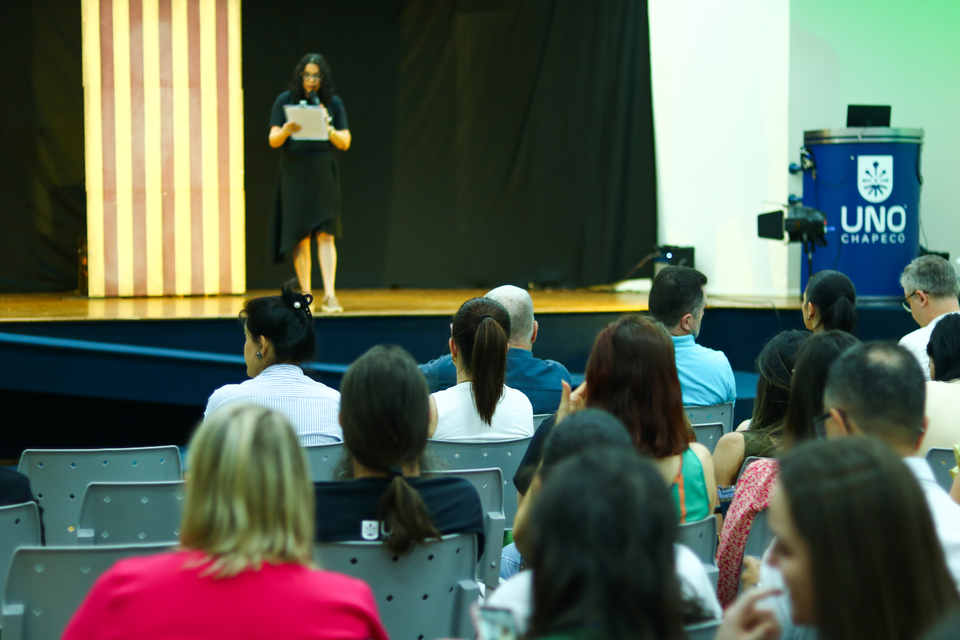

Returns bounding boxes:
[648,265,736,406]
[900,255,960,380]
[420,285,572,413]
[516,315,718,524]
[716,330,859,607]
[490,409,722,625]
[712,330,808,487]
[923,313,960,454]
[315,345,485,554]
[721,438,959,640]
[204,282,341,446]
[62,404,388,640]
[0,466,45,544]
[801,269,857,334]
[522,448,715,640]
[428,297,534,442]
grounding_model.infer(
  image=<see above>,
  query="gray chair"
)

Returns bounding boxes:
[926,447,956,492]
[737,456,764,483]
[685,619,720,640]
[0,503,41,630]
[314,534,479,640]
[532,414,551,429]
[433,468,505,590]
[18,446,182,546]
[742,509,773,563]
[685,402,735,434]
[303,442,346,482]
[1,543,173,640]
[677,515,719,589]
[425,437,532,530]
[77,481,185,545]
[692,422,723,454]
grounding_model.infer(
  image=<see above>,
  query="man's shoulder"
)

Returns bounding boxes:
[901,324,930,347]
[507,351,571,380]
[684,340,733,369]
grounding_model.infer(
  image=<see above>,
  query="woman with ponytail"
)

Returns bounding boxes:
[428,297,535,442]
[204,280,342,446]
[314,345,485,555]
[802,270,857,334]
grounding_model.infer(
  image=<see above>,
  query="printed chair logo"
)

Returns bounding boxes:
[858,155,893,203]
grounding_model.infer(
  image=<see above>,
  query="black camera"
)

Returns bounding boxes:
[757,206,828,246]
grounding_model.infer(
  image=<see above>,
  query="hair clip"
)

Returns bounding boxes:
[293,301,301,309]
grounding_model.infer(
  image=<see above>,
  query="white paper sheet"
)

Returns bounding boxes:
[282,104,330,141]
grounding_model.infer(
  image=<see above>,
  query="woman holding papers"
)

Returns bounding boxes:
[268,53,351,313]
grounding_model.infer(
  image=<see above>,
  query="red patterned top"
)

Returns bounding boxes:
[716,458,779,607]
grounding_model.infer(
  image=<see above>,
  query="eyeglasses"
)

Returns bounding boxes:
[812,408,848,440]
[902,291,920,312]
[301,73,322,81]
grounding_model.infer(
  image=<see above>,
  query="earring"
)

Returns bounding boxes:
[256,352,262,359]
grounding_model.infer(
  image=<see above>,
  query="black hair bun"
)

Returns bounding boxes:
[280,280,314,318]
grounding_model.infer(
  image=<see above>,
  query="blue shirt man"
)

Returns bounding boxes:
[649,266,736,407]
[419,285,572,414]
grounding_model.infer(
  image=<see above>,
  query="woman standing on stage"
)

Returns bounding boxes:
[268,53,351,313]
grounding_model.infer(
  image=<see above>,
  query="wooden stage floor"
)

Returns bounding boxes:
[0,289,802,323]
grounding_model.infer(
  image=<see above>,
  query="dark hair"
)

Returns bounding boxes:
[339,345,441,554]
[782,331,860,450]
[648,266,708,328]
[540,409,632,479]
[779,438,959,640]
[824,343,926,446]
[585,315,689,458]
[451,298,511,425]
[927,314,960,382]
[287,53,336,107]
[526,448,686,640]
[746,330,809,456]
[240,280,315,364]
[805,270,857,334]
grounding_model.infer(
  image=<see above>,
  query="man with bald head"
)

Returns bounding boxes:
[420,285,572,414]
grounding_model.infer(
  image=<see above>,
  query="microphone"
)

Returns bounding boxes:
[307,90,319,106]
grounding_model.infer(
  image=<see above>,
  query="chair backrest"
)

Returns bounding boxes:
[78,481,185,546]
[1,543,173,640]
[425,437,532,530]
[532,414,551,429]
[0,502,41,629]
[433,469,505,590]
[314,534,479,640]
[677,516,717,567]
[743,509,773,560]
[692,423,723,454]
[685,402,734,433]
[18,447,182,546]
[685,619,721,640]
[737,456,764,483]
[303,442,346,482]
[925,447,956,492]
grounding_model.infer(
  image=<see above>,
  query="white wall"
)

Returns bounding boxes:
[788,0,960,286]
[649,0,791,298]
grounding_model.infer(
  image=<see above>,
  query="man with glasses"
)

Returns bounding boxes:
[899,255,960,380]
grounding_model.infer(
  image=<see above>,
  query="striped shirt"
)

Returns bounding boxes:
[204,364,342,446]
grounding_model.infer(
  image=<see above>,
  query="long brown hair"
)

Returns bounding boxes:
[780,438,959,640]
[451,298,510,425]
[585,315,689,458]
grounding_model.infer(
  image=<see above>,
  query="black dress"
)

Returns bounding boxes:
[267,91,349,263]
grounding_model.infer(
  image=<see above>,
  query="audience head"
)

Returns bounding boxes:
[485,285,537,349]
[821,343,926,452]
[181,404,314,577]
[771,437,958,637]
[450,297,511,425]
[648,266,708,337]
[802,270,857,334]
[750,330,809,431]
[240,280,315,377]
[585,314,689,458]
[539,409,632,481]
[900,255,960,327]
[927,313,960,382]
[339,345,440,554]
[783,331,860,450]
[526,448,686,640]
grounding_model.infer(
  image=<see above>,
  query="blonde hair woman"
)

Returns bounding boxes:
[63,404,388,640]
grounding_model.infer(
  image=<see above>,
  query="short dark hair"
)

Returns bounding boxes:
[451,298,511,425]
[927,314,960,382]
[527,448,686,640]
[648,266,708,328]
[540,409,632,480]
[823,343,925,445]
[339,345,441,554]
[240,280,316,364]
[779,437,959,640]
[805,270,857,334]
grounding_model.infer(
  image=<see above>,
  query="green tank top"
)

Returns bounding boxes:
[670,447,710,523]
